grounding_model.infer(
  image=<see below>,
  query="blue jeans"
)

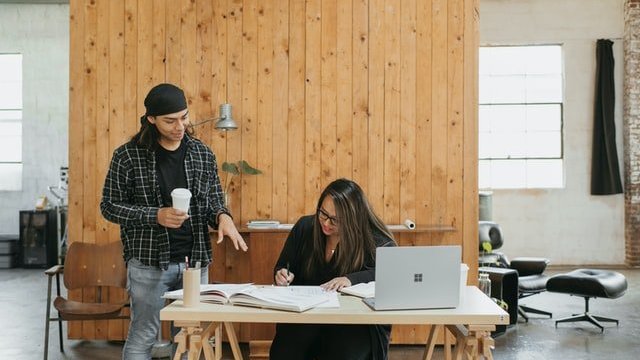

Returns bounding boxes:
[123,258,208,360]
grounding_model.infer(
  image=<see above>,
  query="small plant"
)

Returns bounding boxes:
[221,160,262,195]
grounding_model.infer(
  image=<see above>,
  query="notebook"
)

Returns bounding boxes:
[363,245,461,311]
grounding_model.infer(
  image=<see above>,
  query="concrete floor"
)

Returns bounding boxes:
[1,267,638,360]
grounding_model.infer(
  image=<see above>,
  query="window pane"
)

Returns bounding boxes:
[0,163,22,191]
[526,132,561,158]
[526,159,563,188]
[489,105,526,132]
[526,105,561,131]
[0,54,22,109]
[0,110,22,120]
[491,160,526,189]
[481,75,526,104]
[525,74,563,102]
[491,132,526,158]
[0,122,21,162]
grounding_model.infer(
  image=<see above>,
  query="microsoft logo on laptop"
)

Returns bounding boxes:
[414,273,423,282]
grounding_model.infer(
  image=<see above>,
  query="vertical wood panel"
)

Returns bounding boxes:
[399,0,416,247]
[352,0,368,188]
[463,0,480,283]
[415,0,433,244]
[180,0,198,121]
[151,0,166,84]
[225,0,243,217]
[68,0,479,343]
[210,0,228,171]
[256,0,273,219]
[271,0,288,221]
[447,0,465,244]
[195,0,214,146]
[336,0,353,179]
[287,0,305,223]
[82,0,98,340]
[68,0,85,340]
[107,0,127,339]
[94,0,111,338]
[165,0,181,84]
[383,0,401,223]
[241,0,258,220]
[431,0,448,228]
[305,0,322,212]
[368,0,384,211]
[320,0,337,189]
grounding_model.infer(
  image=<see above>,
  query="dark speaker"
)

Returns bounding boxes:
[479,267,518,335]
[19,209,58,268]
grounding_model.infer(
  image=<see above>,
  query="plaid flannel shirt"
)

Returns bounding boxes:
[100,135,228,269]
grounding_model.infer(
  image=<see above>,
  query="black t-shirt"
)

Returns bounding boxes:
[156,139,193,263]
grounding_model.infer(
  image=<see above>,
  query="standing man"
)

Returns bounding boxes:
[100,83,247,359]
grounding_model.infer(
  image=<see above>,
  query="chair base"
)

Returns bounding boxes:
[554,296,619,332]
[555,313,618,333]
[518,305,552,322]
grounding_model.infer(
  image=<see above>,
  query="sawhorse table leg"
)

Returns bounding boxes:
[173,321,243,360]
[446,324,495,360]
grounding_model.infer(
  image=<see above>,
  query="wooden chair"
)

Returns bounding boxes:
[44,241,129,360]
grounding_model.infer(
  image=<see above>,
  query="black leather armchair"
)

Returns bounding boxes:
[479,221,553,322]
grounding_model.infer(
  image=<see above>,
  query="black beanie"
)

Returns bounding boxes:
[141,83,187,123]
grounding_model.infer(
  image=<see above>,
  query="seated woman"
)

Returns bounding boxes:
[271,178,397,360]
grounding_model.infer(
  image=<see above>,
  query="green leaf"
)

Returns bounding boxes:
[481,241,492,253]
[238,160,262,175]
[221,162,240,175]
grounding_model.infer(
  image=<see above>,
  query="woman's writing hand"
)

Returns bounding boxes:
[321,276,351,291]
[275,268,294,286]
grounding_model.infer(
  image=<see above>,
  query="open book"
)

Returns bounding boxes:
[162,283,255,304]
[339,281,375,299]
[163,284,335,312]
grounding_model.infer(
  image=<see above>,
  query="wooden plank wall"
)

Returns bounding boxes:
[68,0,479,342]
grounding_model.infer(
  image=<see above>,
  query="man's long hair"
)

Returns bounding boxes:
[131,116,194,151]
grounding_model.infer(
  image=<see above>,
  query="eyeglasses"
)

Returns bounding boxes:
[317,208,339,227]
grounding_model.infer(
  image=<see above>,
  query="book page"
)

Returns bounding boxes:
[339,281,375,298]
[229,286,336,312]
[162,283,254,304]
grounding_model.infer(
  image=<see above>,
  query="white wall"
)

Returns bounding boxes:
[480,0,625,264]
[0,4,69,235]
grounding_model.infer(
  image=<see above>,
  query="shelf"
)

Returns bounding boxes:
[223,224,456,233]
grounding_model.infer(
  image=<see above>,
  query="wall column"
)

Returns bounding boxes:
[623,0,640,266]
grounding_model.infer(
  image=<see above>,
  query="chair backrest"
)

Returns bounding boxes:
[478,221,504,251]
[64,241,126,290]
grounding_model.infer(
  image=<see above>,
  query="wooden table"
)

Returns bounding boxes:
[160,286,508,360]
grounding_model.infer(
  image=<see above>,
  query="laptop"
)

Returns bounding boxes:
[363,245,461,311]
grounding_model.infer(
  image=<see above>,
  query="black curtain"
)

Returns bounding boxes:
[591,39,623,195]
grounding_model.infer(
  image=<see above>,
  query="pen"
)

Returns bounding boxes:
[185,256,189,270]
[286,262,290,286]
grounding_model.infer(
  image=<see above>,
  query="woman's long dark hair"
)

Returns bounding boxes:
[131,115,193,151]
[304,178,393,278]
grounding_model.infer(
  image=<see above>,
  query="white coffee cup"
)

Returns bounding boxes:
[171,188,192,213]
[183,268,201,307]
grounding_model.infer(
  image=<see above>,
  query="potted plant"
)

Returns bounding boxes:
[220,160,262,206]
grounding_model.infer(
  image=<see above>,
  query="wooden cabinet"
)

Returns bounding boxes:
[208,225,456,344]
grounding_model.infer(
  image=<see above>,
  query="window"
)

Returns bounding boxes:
[479,45,563,189]
[0,54,23,191]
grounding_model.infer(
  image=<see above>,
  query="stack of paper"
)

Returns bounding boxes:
[247,220,280,229]
[339,281,375,299]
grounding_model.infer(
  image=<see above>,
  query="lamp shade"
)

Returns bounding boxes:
[215,103,238,131]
